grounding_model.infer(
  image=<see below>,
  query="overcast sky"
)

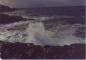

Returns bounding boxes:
[0,0,85,8]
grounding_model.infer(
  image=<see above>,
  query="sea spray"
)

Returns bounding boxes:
[0,20,84,46]
[25,21,55,45]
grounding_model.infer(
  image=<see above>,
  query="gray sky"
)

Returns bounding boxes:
[0,0,85,8]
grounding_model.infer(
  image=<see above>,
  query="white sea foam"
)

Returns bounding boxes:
[0,20,85,46]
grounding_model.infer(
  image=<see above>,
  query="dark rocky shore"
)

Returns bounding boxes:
[0,41,85,59]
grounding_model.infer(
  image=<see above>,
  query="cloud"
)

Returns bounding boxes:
[0,0,85,8]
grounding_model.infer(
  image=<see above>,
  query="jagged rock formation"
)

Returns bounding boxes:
[0,14,26,24]
[0,4,15,12]
[0,41,85,59]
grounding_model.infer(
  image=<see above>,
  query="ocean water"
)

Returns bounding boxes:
[0,8,85,46]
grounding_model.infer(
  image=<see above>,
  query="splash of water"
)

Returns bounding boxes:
[25,21,84,46]
[0,20,84,46]
[25,21,55,45]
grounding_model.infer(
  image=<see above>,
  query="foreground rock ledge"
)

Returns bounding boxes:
[0,41,85,59]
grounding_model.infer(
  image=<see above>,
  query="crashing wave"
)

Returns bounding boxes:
[0,20,85,46]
